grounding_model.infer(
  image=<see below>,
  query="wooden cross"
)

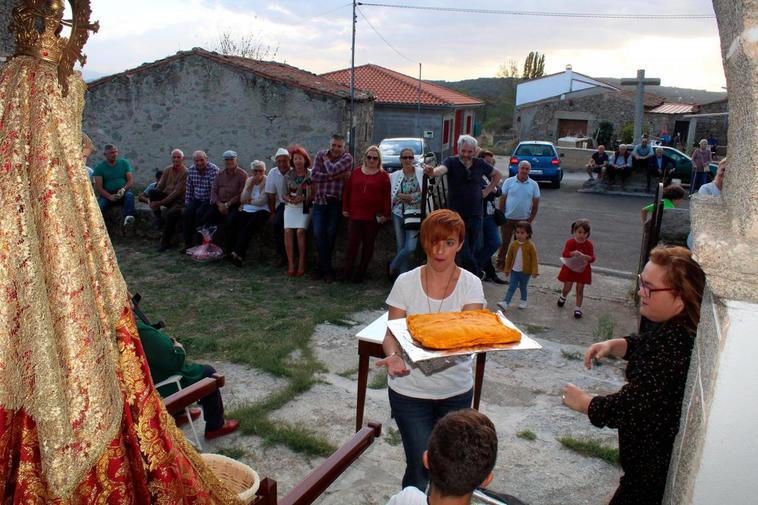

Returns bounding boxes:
[621,69,661,143]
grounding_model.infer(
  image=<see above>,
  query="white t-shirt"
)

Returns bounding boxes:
[386,487,427,505]
[698,182,721,196]
[385,266,485,399]
[264,167,288,206]
[512,245,524,272]
[242,183,268,213]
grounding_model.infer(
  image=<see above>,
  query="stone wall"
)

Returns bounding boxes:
[517,92,682,145]
[693,99,729,147]
[83,52,374,186]
[0,0,20,60]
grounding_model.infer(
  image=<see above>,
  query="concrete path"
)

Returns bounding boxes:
[191,268,640,504]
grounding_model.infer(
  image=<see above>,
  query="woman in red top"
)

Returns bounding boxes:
[557,219,596,319]
[341,145,391,283]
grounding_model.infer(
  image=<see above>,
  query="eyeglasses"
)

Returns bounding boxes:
[401,156,415,160]
[366,155,379,160]
[638,274,675,298]
[171,156,182,159]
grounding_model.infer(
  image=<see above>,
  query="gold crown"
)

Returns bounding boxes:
[10,0,99,95]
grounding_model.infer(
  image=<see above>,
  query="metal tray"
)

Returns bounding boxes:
[386,311,542,363]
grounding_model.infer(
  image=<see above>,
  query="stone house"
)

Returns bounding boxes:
[84,48,374,186]
[321,64,484,160]
[515,67,728,149]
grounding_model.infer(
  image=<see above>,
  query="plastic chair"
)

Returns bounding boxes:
[155,374,203,450]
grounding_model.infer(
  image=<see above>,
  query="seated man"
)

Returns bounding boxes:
[386,409,498,505]
[150,149,188,252]
[585,145,609,182]
[631,136,654,175]
[136,319,239,440]
[648,147,673,191]
[607,145,633,189]
[93,143,136,227]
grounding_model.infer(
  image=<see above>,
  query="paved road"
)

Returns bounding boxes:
[492,159,686,275]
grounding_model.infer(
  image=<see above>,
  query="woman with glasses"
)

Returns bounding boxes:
[562,245,705,505]
[283,146,313,276]
[341,145,391,283]
[388,147,424,280]
[227,160,270,267]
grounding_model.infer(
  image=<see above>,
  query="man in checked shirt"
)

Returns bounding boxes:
[310,134,353,283]
[181,150,219,253]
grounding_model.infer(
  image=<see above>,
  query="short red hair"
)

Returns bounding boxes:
[420,209,466,254]
[288,145,312,169]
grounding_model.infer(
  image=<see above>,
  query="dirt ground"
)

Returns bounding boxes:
[190,266,640,505]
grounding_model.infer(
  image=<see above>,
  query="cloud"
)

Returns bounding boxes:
[79,0,726,91]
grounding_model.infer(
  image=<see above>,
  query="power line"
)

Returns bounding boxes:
[357,2,715,20]
[292,2,354,26]
[356,6,417,63]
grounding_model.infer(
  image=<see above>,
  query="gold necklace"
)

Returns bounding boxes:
[425,265,457,314]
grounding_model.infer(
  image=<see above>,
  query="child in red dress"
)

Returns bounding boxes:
[557,219,595,319]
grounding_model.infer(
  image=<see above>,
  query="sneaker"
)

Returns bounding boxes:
[204,419,240,440]
[497,301,509,311]
[123,215,135,227]
[518,300,528,309]
[557,296,567,308]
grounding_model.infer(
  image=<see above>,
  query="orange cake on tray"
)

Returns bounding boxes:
[407,309,521,350]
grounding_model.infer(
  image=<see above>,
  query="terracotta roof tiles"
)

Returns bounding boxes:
[321,64,483,107]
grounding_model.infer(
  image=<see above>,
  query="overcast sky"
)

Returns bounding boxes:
[73,0,726,91]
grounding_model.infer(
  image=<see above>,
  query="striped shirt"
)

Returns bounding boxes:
[311,150,353,204]
[185,162,219,204]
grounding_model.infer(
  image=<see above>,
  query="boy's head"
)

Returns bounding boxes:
[424,409,498,498]
[514,221,532,240]
[662,184,686,203]
[154,169,163,182]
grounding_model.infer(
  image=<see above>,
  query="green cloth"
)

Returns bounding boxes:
[642,198,675,214]
[93,158,133,192]
[136,320,205,397]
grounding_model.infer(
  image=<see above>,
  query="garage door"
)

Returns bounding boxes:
[558,119,588,138]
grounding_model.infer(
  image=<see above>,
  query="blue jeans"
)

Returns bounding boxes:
[98,190,135,219]
[459,214,482,275]
[311,199,342,275]
[476,215,502,275]
[389,387,473,490]
[504,271,531,303]
[390,213,419,275]
[690,171,710,194]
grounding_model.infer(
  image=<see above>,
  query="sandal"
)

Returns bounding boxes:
[287,270,297,277]
[557,296,566,307]
[574,308,583,319]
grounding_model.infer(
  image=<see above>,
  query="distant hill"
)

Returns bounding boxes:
[596,78,726,104]
[432,77,513,101]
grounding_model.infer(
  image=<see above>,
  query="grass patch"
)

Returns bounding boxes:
[368,372,388,389]
[336,367,359,379]
[516,429,537,441]
[593,314,616,340]
[557,436,620,466]
[523,324,548,335]
[385,427,402,446]
[216,447,247,460]
[115,238,386,455]
[561,350,583,361]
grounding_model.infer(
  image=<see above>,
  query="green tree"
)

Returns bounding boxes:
[523,51,545,80]
[595,121,614,147]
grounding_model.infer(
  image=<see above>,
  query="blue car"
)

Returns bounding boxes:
[508,141,564,188]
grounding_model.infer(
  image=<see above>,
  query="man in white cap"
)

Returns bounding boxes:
[265,147,292,267]
[206,150,247,235]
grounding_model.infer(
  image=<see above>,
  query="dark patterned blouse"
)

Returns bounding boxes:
[588,321,695,505]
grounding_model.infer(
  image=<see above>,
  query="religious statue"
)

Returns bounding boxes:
[0,1,238,502]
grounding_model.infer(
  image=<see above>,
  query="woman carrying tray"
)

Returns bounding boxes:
[377,209,486,491]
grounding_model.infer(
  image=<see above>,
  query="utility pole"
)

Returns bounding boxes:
[349,0,357,158]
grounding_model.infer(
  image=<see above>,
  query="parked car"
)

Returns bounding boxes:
[655,146,718,184]
[378,138,437,173]
[508,141,564,188]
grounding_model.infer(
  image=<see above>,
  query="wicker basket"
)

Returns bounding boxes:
[201,453,260,503]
